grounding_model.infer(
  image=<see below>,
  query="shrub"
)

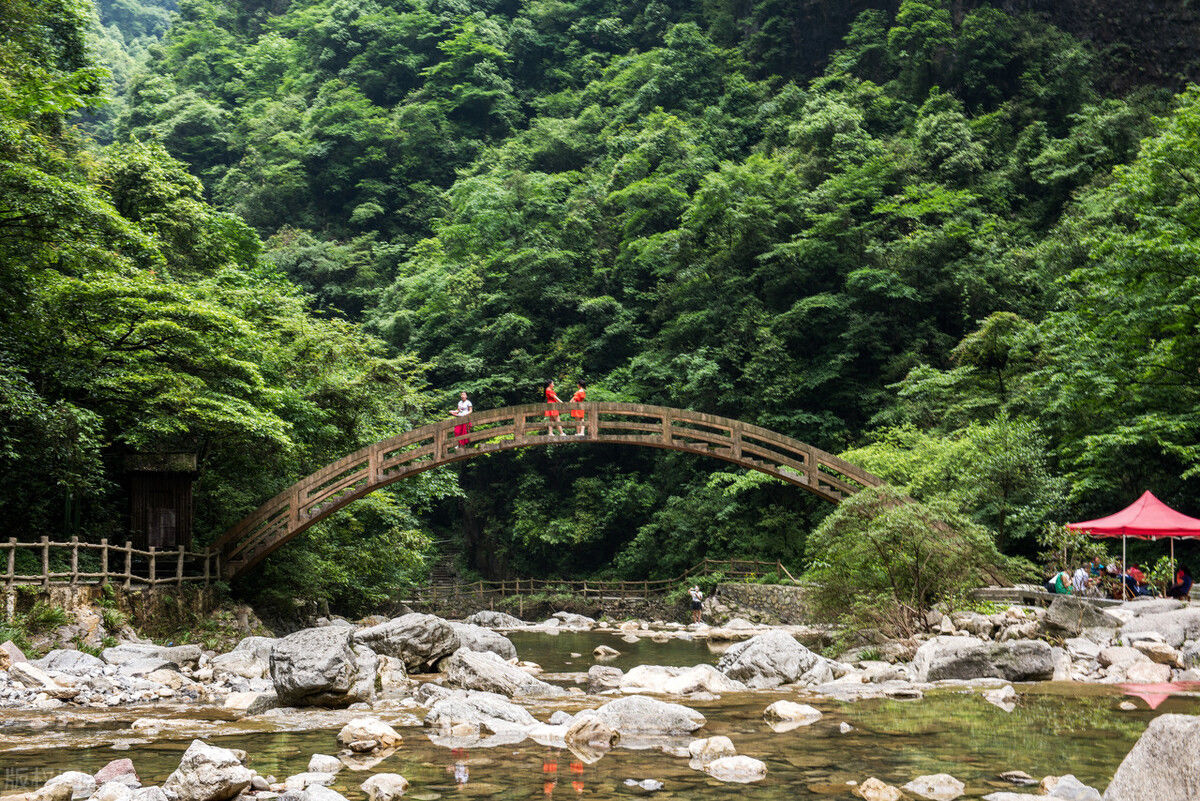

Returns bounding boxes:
[805,485,1014,637]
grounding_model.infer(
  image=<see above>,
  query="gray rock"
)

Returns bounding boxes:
[1048,775,1101,801]
[211,650,268,680]
[131,789,168,801]
[1119,607,1200,648]
[1043,597,1121,636]
[353,613,458,672]
[446,622,517,660]
[587,664,623,693]
[41,772,97,800]
[715,631,829,689]
[593,695,705,737]
[1105,714,1200,800]
[307,755,342,774]
[117,658,175,678]
[424,690,539,732]
[360,774,408,801]
[702,756,766,783]
[269,627,376,708]
[223,690,279,715]
[900,774,965,801]
[912,636,1054,682]
[1120,598,1184,616]
[443,648,564,697]
[623,779,663,792]
[462,611,525,628]
[34,650,105,675]
[163,740,253,801]
[550,612,596,629]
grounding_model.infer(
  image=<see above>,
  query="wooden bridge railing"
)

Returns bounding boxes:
[0,537,215,589]
[402,558,803,606]
[216,403,882,578]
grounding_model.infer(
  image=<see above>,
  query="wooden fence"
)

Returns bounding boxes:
[1,537,216,589]
[403,558,799,605]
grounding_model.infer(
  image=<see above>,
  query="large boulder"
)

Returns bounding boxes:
[162,740,253,801]
[424,691,539,733]
[1119,607,1200,648]
[463,611,525,628]
[716,631,830,689]
[270,627,376,707]
[360,774,408,801]
[912,636,1054,682]
[1104,714,1200,800]
[551,612,596,629]
[40,772,97,800]
[620,664,747,695]
[443,648,564,697]
[34,650,105,675]
[336,718,402,750]
[593,695,706,737]
[102,644,201,668]
[354,614,458,672]
[211,650,268,680]
[1043,597,1121,636]
[587,664,623,693]
[446,622,517,660]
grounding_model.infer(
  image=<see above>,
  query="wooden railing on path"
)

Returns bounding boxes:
[216,403,882,578]
[402,557,802,606]
[0,537,216,589]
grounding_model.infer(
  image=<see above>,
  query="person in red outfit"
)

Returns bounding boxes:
[570,381,586,436]
[544,380,565,436]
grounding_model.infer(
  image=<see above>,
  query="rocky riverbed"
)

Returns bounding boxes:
[2,600,1200,799]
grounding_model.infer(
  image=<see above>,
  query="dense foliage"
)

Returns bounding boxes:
[0,0,453,608]
[6,0,1200,608]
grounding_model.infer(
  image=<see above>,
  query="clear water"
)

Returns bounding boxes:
[0,634,1191,799]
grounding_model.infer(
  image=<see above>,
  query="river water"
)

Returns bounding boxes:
[1,631,1193,799]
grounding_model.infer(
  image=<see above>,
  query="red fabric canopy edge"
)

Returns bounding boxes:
[1066,490,1200,540]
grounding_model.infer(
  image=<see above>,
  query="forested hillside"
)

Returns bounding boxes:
[6,0,1200,605]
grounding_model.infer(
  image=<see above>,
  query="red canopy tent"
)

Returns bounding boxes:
[1067,490,1200,597]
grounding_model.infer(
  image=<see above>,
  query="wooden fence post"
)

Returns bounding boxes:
[203,551,211,587]
[70,536,78,586]
[100,538,108,585]
[148,546,156,586]
[176,545,185,588]
[40,536,49,588]
[124,541,132,589]
[6,537,14,593]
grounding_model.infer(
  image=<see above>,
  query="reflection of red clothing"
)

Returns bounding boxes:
[544,388,561,418]
[570,389,585,418]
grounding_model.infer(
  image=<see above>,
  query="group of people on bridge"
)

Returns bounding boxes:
[448,380,587,448]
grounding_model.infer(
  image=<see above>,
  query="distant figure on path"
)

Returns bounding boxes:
[571,381,587,436]
[688,585,704,623]
[544,380,565,436]
[451,391,473,448]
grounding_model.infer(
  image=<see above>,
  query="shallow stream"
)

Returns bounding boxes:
[1,632,1193,799]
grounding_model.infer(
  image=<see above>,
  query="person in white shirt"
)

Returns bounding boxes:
[451,391,473,449]
[688,585,704,623]
[1072,566,1089,595]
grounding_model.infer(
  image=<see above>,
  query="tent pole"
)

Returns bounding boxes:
[1122,535,1127,600]
[1171,538,1176,588]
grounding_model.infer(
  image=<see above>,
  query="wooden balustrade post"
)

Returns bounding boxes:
[587,404,599,438]
[515,414,526,444]
[149,546,156,586]
[100,538,108,585]
[124,541,132,590]
[176,545,185,588]
[203,551,211,587]
[40,536,49,587]
[70,536,78,585]
[6,538,14,593]
[661,410,672,445]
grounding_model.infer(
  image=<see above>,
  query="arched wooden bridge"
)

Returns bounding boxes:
[213,403,882,578]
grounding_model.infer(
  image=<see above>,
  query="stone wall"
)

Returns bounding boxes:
[708,582,811,625]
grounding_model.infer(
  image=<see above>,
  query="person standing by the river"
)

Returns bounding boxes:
[688,585,704,623]
[570,381,586,436]
[544,380,565,436]
[451,390,473,449]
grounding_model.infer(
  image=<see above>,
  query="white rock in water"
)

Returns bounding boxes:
[983,685,1017,712]
[284,773,334,791]
[336,718,402,750]
[360,774,409,801]
[623,779,664,792]
[163,740,253,801]
[854,777,902,801]
[687,736,736,767]
[763,700,822,725]
[91,783,133,801]
[901,773,965,801]
[839,722,854,734]
[593,695,705,736]
[307,755,342,774]
[702,756,766,783]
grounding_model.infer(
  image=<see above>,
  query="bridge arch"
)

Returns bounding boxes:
[213,403,882,577]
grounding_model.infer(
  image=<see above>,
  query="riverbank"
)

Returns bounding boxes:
[1,599,1199,798]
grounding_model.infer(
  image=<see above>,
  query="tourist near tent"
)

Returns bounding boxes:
[1067,490,1200,596]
